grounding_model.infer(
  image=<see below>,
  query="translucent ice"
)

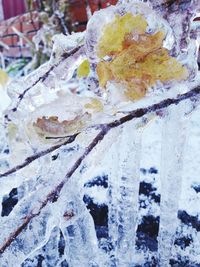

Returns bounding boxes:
[1,0,200,266]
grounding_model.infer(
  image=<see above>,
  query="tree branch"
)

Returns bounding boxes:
[0,133,79,178]
[4,45,83,118]
[1,83,200,254]
[105,84,200,129]
[1,84,200,178]
[0,128,108,254]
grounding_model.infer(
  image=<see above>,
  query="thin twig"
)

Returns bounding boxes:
[105,85,200,129]
[0,128,108,254]
[45,133,80,140]
[1,84,200,253]
[1,85,200,178]
[5,45,82,117]
[0,133,79,178]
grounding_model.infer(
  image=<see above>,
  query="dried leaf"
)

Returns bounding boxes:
[33,113,91,138]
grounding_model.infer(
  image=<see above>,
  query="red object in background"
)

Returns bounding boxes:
[69,0,118,31]
[88,0,117,14]
[89,0,117,12]
[0,0,118,58]
[3,0,26,20]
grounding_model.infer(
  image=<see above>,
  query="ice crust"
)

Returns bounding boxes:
[0,0,200,266]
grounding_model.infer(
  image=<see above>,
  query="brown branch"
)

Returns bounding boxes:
[1,84,200,254]
[45,133,80,140]
[0,128,108,254]
[1,84,200,178]
[4,45,83,119]
[0,133,79,178]
[105,85,200,129]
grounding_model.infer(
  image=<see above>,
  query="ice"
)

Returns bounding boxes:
[106,122,142,266]
[1,0,200,266]
[86,1,174,63]
[157,103,188,267]
[5,32,85,123]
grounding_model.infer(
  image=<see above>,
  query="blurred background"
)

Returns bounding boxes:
[0,0,117,77]
[0,0,199,78]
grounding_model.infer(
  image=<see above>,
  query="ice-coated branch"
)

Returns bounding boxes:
[1,84,200,179]
[0,133,79,178]
[105,84,200,129]
[1,83,200,254]
[0,128,108,254]
[5,45,83,117]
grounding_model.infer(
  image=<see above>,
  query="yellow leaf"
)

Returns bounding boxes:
[139,48,188,82]
[108,32,166,82]
[125,81,147,100]
[97,13,148,58]
[84,98,104,112]
[0,68,9,86]
[96,12,188,101]
[96,61,113,87]
[77,59,90,78]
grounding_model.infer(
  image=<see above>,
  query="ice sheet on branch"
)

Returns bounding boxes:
[0,0,200,266]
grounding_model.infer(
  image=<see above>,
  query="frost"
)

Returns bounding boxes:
[1,1,200,266]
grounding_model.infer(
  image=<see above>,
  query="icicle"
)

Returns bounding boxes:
[158,102,188,267]
[60,195,101,267]
[107,121,142,266]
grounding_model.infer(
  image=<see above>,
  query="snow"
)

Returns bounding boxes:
[1,0,200,266]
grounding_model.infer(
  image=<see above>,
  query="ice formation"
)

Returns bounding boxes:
[0,0,200,266]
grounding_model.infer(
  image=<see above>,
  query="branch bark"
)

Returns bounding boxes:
[0,128,108,254]
[1,84,200,179]
[4,45,83,118]
[0,84,200,254]
[0,133,79,178]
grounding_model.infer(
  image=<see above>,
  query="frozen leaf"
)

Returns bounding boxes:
[84,98,104,112]
[97,13,148,58]
[124,80,148,100]
[77,59,90,78]
[96,13,188,101]
[0,1,200,266]
[96,61,113,88]
[33,113,91,139]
